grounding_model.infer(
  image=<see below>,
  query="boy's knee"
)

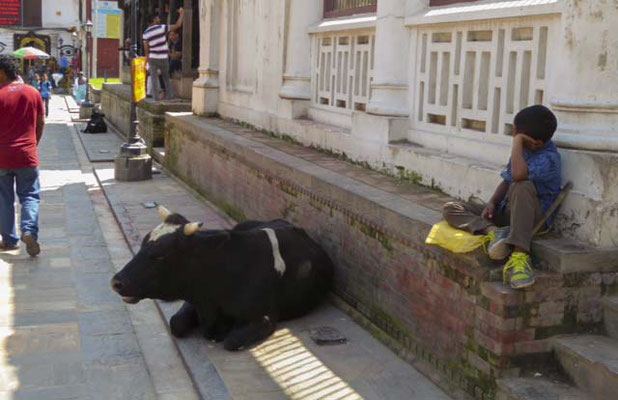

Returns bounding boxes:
[511,180,536,193]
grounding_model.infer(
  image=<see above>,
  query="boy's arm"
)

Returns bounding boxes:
[482,180,509,220]
[511,135,529,181]
[170,8,184,32]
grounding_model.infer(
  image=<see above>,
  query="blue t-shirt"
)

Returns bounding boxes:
[500,140,562,226]
[39,81,52,99]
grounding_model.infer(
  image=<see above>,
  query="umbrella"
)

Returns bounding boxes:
[13,47,50,60]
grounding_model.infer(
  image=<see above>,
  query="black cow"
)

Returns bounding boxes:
[111,206,334,350]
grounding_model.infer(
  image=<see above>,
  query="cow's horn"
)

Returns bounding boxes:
[184,222,203,236]
[157,205,172,222]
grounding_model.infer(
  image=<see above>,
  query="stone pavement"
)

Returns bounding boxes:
[1,95,451,399]
[0,96,199,400]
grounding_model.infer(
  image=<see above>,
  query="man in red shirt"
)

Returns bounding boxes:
[0,54,44,256]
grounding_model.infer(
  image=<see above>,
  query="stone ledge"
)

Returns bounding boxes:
[167,113,618,275]
[101,83,191,115]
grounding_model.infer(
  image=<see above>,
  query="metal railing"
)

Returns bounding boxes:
[323,0,377,19]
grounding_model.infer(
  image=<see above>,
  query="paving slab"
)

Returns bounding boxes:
[74,122,124,162]
[94,158,452,399]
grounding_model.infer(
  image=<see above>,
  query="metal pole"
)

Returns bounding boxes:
[114,0,152,182]
[128,0,137,143]
[85,30,91,104]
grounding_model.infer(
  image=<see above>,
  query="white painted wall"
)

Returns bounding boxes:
[42,0,81,28]
[193,0,618,247]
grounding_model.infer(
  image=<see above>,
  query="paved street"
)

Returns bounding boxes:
[0,96,198,400]
[0,96,450,400]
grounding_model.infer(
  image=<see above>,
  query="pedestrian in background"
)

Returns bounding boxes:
[168,30,182,75]
[142,6,184,101]
[39,73,52,117]
[0,54,44,256]
[31,73,40,89]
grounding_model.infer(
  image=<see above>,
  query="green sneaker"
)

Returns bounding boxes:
[503,252,535,289]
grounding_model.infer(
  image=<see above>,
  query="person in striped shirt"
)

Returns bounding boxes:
[143,7,184,101]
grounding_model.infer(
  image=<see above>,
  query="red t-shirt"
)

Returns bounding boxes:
[0,82,44,169]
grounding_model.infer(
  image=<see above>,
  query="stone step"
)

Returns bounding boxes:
[496,377,589,400]
[532,237,618,274]
[552,335,618,399]
[603,296,618,340]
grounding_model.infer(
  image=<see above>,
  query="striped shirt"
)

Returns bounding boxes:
[143,24,170,59]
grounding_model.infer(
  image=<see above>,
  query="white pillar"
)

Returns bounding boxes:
[193,0,220,116]
[278,0,322,101]
[550,0,618,151]
[366,0,423,117]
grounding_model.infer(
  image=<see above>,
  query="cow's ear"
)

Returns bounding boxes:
[158,205,172,222]
[183,222,203,236]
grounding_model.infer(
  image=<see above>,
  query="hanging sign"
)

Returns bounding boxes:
[95,1,122,39]
[132,57,147,103]
[0,0,21,26]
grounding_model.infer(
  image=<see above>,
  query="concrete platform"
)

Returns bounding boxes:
[92,165,451,400]
[75,122,124,162]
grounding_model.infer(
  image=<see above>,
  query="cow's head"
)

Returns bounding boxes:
[110,206,228,304]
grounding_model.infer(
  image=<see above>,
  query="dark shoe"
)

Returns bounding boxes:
[22,234,40,257]
[0,241,19,251]
[487,227,511,260]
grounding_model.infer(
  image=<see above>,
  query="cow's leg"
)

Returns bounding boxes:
[170,301,199,337]
[205,312,234,342]
[223,315,276,351]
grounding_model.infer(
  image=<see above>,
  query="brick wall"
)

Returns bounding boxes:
[164,116,615,399]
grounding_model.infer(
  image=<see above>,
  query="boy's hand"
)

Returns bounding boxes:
[515,133,543,150]
[482,202,496,220]
[178,7,184,15]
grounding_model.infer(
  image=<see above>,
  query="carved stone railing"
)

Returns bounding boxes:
[414,19,553,139]
[313,31,376,113]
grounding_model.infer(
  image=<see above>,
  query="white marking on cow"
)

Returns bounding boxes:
[261,228,286,276]
[149,223,180,242]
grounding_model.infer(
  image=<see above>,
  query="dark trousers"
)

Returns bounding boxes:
[43,97,49,117]
[443,181,543,252]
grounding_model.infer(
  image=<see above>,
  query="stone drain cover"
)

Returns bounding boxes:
[310,326,347,345]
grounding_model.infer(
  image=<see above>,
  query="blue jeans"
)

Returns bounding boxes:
[0,167,40,246]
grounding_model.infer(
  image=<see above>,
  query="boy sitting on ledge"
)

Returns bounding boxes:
[442,105,562,289]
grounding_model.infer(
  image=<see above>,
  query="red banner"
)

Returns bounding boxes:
[0,0,21,26]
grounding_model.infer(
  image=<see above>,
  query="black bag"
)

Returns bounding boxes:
[82,111,108,134]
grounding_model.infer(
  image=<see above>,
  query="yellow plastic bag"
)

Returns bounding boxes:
[425,221,490,253]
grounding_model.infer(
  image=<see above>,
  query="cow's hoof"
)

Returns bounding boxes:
[205,332,227,343]
[223,339,246,351]
[170,315,192,337]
